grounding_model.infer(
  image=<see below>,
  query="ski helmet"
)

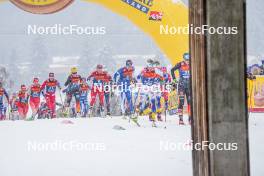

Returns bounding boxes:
[147,59,154,67]
[49,72,54,78]
[12,92,17,97]
[126,59,133,67]
[33,77,39,83]
[71,67,78,74]
[97,64,103,70]
[81,77,86,83]
[153,60,160,66]
[183,53,190,61]
[21,84,27,91]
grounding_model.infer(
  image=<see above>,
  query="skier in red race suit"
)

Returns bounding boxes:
[17,84,29,120]
[102,72,113,116]
[87,64,109,115]
[0,82,9,120]
[29,77,41,117]
[41,73,61,118]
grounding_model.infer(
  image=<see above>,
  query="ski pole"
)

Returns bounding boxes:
[7,103,11,121]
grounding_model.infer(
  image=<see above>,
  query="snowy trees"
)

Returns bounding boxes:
[30,37,49,77]
[0,66,13,91]
[79,43,117,75]
[96,45,117,74]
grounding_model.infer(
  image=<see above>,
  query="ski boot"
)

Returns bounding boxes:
[100,106,105,118]
[179,115,185,125]
[88,106,93,117]
[130,113,140,127]
[106,111,111,118]
[152,121,157,128]
[157,112,163,121]
[188,116,192,125]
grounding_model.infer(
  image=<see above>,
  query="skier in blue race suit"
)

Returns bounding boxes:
[0,82,9,120]
[114,60,136,118]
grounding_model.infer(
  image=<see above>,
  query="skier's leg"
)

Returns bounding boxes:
[125,90,133,115]
[0,104,4,120]
[66,93,72,107]
[105,92,110,115]
[156,94,162,121]
[51,95,56,118]
[80,99,84,117]
[185,86,191,124]
[120,92,126,116]
[17,105,24,120]
[89,88,97,108]
[30,97,40,116]
[74,92,81,114]
[24,104,29,119]
[150,93,157,122]
[98,90,105,115]
[178,84,185,125]
[46,94,56,118]
[84,98,89,116]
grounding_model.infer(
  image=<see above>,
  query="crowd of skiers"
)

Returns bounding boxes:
[0,53,191,126]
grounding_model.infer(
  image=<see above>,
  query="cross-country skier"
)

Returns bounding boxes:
[79,77,90,117]
[0,82,9,120]
[29,77,41,118]
[114,60,136,119]
[37,102,51,119]
[103,70,113,116]
[10,92,19,120]
[87,64,108,117]
[41,72,62,118]
[17,84,29,120]
[64,67,81,114]
[155,65,172,121]
[137,61,164,126]
[171,53,191,125]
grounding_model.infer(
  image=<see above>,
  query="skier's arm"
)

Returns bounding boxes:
[113,69,122,83]
[57,81,62,90]
[171,63,181,80]
[64,76,71,87]
[131,67,137,83]
[4,89,9,102]
[28,86,32,97]
[40,81,46,91]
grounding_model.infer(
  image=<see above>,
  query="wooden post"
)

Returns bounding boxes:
[190,0,250,176]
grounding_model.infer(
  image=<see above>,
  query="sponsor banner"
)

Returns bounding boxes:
[248,76,264,113]
[2,0,189,64]
[84,0,188,65]
[9,0,74,14]
[149,11,163,21]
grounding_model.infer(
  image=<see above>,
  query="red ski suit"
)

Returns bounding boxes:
[88,71,109,107]
[29,84,41,114]
[18,91,29,119]
[41,79,61,118]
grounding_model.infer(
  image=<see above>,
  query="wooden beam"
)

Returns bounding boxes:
[189,0,210,175]
[190,0,250,175]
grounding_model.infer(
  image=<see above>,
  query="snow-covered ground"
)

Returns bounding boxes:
[249,113,264,176]
[0,113,262,176]
[0,115,192,176]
